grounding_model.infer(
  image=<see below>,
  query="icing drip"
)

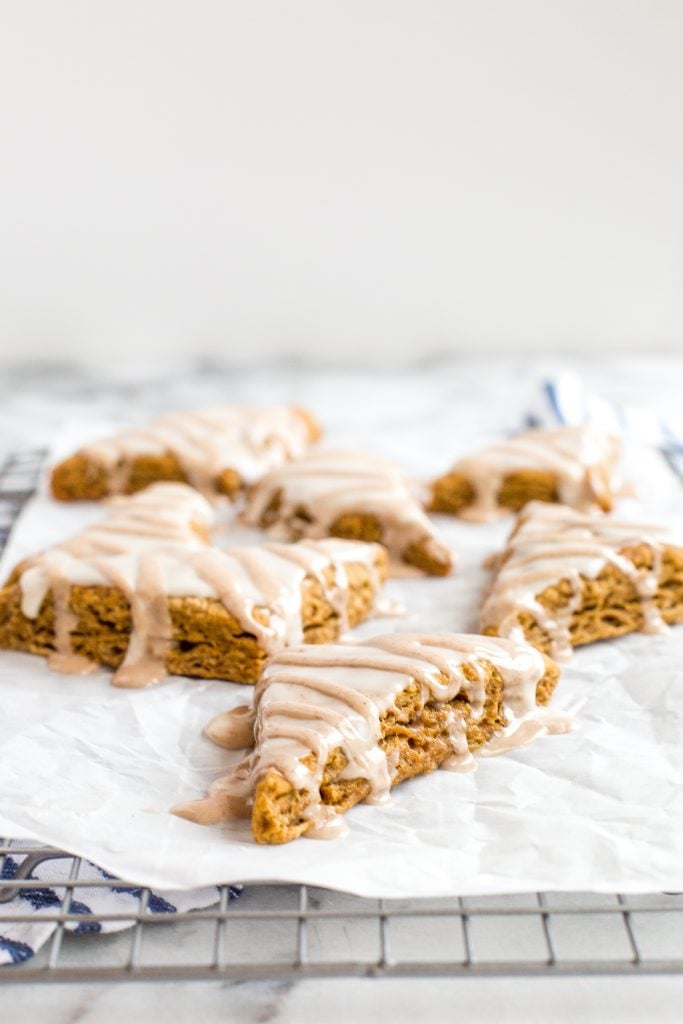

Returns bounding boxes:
[81,406,314,497]
[28,483,212,571]
[17,519,384,686]
[448,425,621,522]
[175,632,550,835]
[242,449,452,574]
[18,483,214,675]
[43,553,97,675]
[206,706,256,750]
[481,501,678,660]
[99,552,175,688]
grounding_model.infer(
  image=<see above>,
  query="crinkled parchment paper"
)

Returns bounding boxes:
[0,418,682,898]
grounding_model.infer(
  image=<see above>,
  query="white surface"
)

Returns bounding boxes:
[1,408,683,896]
[7,976,683,1024]
[1,1,683,364]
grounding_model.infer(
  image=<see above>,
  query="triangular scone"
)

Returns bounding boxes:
[175,633,560,844]
[242,449,453,576]
[50,405,320,501]
[429,425,621,522]
[481,502,683,660]
[0,483,388,685]
[6,481,216,572]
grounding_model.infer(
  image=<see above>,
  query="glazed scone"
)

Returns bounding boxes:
[429,425,621,522]
[175,632,560,844]
[242,449,453,576]
[7,482,216,571]
[51,405,320,501]
[481,501,683,660]
[0,537,388,687]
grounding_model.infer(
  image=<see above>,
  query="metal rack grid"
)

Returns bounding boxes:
[2,449,683,982]
[4,843,683,981]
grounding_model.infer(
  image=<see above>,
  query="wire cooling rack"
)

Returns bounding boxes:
[4,841,683,981]
[2,448,683,982]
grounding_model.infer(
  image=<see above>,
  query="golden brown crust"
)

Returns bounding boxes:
[402,539,451,577]
[50,408,321,502]
[484,543,683,654]
[429,469,560,516]
[293,407,322,444]
[51,453,113,501]
[329,512,383,544]
[252,499,452,576]
[214,468,242,498]
[251,655,559,843]
[329,514,450,575]
[124,452,191,495]
[0,555,387,685]
[52,451,197,501]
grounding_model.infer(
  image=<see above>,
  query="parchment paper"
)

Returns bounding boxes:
[0,421,682,898]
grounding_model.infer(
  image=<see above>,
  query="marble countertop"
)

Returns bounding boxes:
[2,356,683,1021]
[6,973,683,1024]
[0,354,680,459]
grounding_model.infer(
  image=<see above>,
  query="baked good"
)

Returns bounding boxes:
[175,632,559,843]
[481,501,683,660]
[242,449,453,576]
[429,425,621,522]
[29,481,215,559]
[0,531,387,686]
[50,405,320,501]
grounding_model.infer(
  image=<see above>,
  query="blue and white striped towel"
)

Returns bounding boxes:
[0,840,240,965]
[528,371,683,473]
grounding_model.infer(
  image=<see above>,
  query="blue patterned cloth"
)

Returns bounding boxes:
[0,840,240,965]
[528,371,683,474]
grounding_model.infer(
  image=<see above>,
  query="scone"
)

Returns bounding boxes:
[175,632,560,843]
[481,501,683,660]
[243,449,453,576]
[0,483,388,685]
[51,405,320,501]
[429,425,621,522]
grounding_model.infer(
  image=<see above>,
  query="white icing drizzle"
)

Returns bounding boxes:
[175,632,550,836]
[16,509,385,686]
[445,425,621,522]
[242,449,452,574]
[481,501,679,660]
[17,482,213,605]
[79,406,314,496]
[17,483,214,675]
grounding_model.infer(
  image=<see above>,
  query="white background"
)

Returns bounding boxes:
[1,0,682,365]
